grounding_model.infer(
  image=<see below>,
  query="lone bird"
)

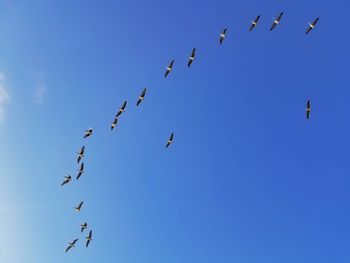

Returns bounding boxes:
[219,28,227,45]
[166,133,174,148]
[136,88,147,106]
[306,17,319,34]
[76,162,84,180]
[188,48,196,67]
[270,12,283,31]
[80,222,88,233]
[86,230,93,248]
[306,100,311,119]
[65,239,78,253]
[83,128,93,139]
[164,60,174,78]
[111,117,118,130]
[61,175,72,186]
[74,201,84,212]
[77,146,85,164]
[116,100,127,118]
[249,15,261,31]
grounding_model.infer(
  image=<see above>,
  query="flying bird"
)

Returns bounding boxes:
[65,239,78,253]
[249,15,261,31]
[219,28,227,45]
[77,146,85,163]
[136,88,147,106]
[306,17,319,34]
[187,48,196,67]
[61,175,72,186]
[74,201,84,212]
[85,230,93,248]
[83,128,93,139]
[116,100,127,118]
[270,12,283,31]
[76,162,84,180]
[166,133,174,148]
[164,60,174,78]
[306,100,311,119]
[81,222,88,233]
[111,117,118,130]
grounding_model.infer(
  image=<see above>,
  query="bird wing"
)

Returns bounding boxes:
[86,239,90,247]
[249,23,255,31]
[255,15,260,23]
[78,202,83,209]
[165,69,170,78]
[191,48,196,57]
[77,155,82,164]
[306,110,310,119]
[270,22,277,31]
[170,133,174,141]
[61,179,68,186]
[76,172,82,180]
[73,239,78,244]
[136,98,142,106]
[65,245,72,252]
[169,60,174,68]
[122,100,127,110]
[141,88,146,97]
[277,12,283,21]
[188,59,193,67]
[80,162,84,171]
[306,26,312,34]
[313,17,319,25]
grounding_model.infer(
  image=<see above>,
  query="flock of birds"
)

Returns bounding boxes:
[60,12,319,254]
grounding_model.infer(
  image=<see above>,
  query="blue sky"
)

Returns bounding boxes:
[1,0,350,262]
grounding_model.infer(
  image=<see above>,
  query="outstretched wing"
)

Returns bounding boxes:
[270,22,277,31]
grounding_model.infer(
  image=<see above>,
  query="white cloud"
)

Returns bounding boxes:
[34,72,47,103]
[0,72,10,122]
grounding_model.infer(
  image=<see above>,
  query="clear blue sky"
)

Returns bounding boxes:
[1,0,350,262]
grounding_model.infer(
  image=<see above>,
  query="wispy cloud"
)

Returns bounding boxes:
[0,72,10,122]
[34,72,47,103]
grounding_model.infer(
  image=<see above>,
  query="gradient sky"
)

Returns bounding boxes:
[1,0,350,262]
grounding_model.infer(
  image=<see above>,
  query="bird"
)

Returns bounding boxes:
[166,133,174,148]
[76,162,84,180]
[164,60,174,78]
[306,100,311,119]
[219,28,227,45]
[77,146,85,163]
[85,230,93,248]
[136,88,147,106]
[306,17,319,34]
[61,175,72,186]
[187,48,196,68]
[65,239,78,253]
[83,128,93,139]
[111,117,118,130]
[270,12,283,31]
[116,100,127,118]
[249,15,261,31]
[74,201,84,212]
[80,222,88,233]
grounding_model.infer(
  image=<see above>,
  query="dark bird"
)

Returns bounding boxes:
[83,128,93,139]
[306,100,311,119]
[61,175,72,186]
[249,15,261,31]
[164,60,174,78]
[80,222,88,233]
[77,146,85,164]
[74,201,84,212]
[116,100,127,118]
[270,12,283,31]
[187,48,196,67]
[111,117,118,130]
[136,88,147,106]
[85,230,92,248]
[166,133,174,148]
[76,162,84,180]
[65,239,78,253]
[219,28,227,45]
[306,17,319,34]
